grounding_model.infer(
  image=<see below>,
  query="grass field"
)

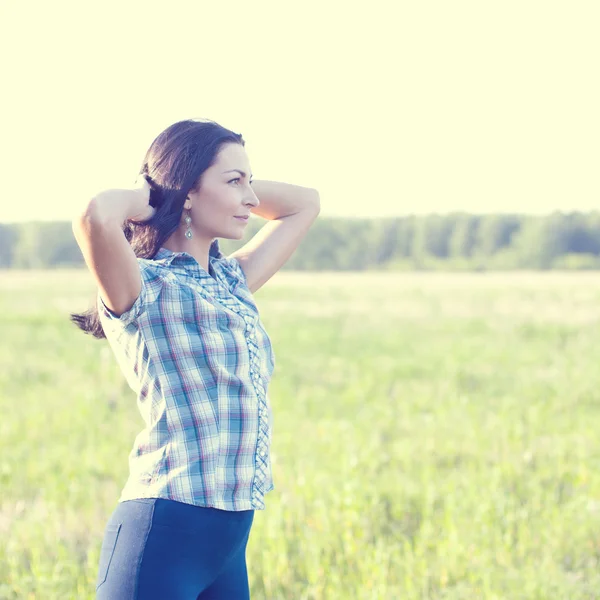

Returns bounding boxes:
[2,269,600,599]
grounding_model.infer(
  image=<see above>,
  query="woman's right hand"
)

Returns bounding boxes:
[88,175,156,226]
[128,175,156,223]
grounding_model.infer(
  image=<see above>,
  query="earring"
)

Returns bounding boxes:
[184,210,193,239]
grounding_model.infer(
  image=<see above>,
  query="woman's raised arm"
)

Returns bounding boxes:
[72,177,155,318]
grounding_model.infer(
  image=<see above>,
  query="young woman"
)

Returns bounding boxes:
[71,118,320,599]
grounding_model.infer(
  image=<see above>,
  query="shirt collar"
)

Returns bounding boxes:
[150,240,236,292]
[153,239,222,267]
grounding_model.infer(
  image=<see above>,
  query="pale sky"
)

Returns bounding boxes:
[0,0,598,223]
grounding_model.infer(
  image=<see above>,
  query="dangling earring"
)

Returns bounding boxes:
[184,209,193,239]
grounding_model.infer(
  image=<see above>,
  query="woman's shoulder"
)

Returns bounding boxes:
[97,258,168,328]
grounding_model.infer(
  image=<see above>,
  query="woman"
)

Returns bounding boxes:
[71,118,320,599]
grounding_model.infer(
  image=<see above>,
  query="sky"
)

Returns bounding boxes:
[0,0,598,223]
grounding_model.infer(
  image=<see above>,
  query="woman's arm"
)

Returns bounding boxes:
[72,177,155,317]
[249,179,320,220]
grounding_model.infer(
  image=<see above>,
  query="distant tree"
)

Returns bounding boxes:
[11,223,45,268]
[473,214,521,257]
[562,211,600,254]
[510,213,571,269]
[412,214,453,262]
[449,213,479,258]
[374,218,400,264]
[0,224,17,267]
[396,216,415,258]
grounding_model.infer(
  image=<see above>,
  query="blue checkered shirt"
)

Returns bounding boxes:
[97,240,275,511]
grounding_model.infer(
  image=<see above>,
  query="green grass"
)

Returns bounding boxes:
[2,269,600,599]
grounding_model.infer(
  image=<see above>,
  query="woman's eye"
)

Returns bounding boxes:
[229,178,240,184]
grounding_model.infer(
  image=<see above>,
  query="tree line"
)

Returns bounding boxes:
[2,211,600,271]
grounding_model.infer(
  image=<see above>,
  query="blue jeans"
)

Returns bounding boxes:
[95,498,255,599]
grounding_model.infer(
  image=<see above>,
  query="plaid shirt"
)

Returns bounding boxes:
[97,240,275,511]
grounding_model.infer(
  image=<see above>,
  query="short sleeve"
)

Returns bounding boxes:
[97,260,164,327]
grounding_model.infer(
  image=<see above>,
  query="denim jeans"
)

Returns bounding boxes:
[95,498,255,599]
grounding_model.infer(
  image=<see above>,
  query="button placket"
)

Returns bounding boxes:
[241,304,271,508]
[202,266,271,510]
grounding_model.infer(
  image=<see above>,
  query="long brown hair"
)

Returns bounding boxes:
[70,118,245,339]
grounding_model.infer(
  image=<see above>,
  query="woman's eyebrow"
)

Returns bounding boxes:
[223,169,253,179]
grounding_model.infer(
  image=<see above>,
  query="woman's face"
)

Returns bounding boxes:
[186,143,260,239]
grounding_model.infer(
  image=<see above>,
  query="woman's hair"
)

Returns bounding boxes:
[70,118,245,339]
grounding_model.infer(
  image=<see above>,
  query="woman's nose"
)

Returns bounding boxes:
[247,189,260,208]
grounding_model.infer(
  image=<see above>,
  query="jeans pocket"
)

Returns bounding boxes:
[95,523,122,590]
